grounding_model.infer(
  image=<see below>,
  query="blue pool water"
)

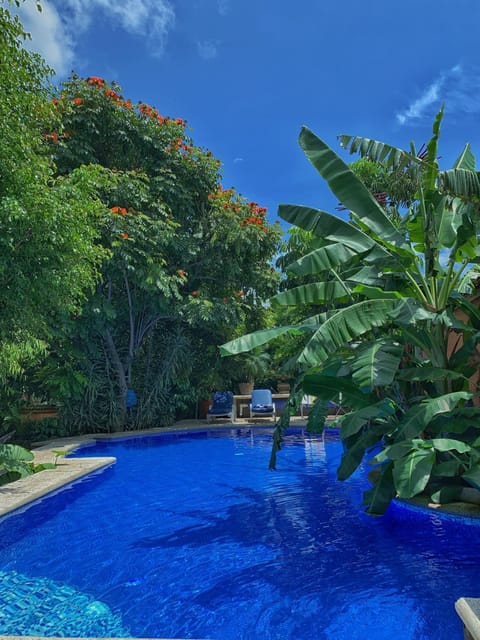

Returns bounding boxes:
[0,428,479,639]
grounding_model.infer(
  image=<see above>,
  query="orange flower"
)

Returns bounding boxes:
[43,132,59,143]
[104,89,121,102]
[87,76,105,87]
[120,233,129,240]
[177,269,187,278]
[191,290,199,297]
[111,206,128,216]
[72,97,83,105]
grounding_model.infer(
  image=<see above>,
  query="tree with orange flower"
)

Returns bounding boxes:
[38,74,282,432]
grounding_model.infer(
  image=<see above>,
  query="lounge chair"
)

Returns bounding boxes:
[249,389,276,421]
[206,391,234,423]
[300,395,315,418]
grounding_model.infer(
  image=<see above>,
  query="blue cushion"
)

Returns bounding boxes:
[252,404,273,413]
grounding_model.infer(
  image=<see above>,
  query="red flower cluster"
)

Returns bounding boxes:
[242,216,265,227]
[104,88,122,104]
[248,202,267,216]
[87,77,105,87]
[43,131,59,143]
[111,206,128,216]
[72,97,83,106]
[120,232,129,240]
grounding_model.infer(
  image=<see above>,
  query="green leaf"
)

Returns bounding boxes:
[350,340,403,389]
[393,448,435,498]
[271,282,352,307]
[219,324,316,356]
[462,463,480,490]
[395,392,471,442]
[299,126,402,243]
[430,485,463,504]
[453,143,475,171]
[372,441,417,464]
[432,460,462,477]
[341,398,396,439]
[0,444,34,464]
[278,204,376,253]
[303,373,371,409]
[286,243,358,276]
[338,135,417,170]
[430,438,471,454]
[362,462,396,515]
[299,299,400,367]
[352,285,403,300]
[396,367,465,383]
[440,169,480,200]
[337,425,385,480]
[423,106,444,191]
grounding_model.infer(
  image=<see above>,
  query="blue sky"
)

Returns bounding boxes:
[16,0,480,228]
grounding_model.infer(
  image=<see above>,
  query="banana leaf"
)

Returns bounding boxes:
[453,143,475,171]
[337,425,385,480]
[462,464,480,491]
[393,448,435,498]
[394,392,472,442]
[219,316,325,356]
[278,204,376,253]
[440,168,480,200]
[340,398,397,439]
[338,134,418,170]
[299,298,400,366]
[350,339,403,389]
[286,243,358,276]
[299,126,403,244]
[302,373,371,408]
[362,461,396,515]
[272,282,352,307]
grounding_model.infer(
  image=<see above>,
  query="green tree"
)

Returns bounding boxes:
[0,7,102,395]
[222,108,480,514]
[41,75,282,431]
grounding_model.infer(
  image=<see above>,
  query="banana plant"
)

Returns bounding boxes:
[221,108,480,514]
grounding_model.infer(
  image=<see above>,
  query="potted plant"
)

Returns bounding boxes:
[235,352,271,395]
[276,373,291,394]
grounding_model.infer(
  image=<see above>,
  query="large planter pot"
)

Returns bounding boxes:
[238,382,254,395]
[198,399,211,419]
[20,405,58,422]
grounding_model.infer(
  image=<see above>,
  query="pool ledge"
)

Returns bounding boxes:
[455,597,480,639]
[0,443,116,518]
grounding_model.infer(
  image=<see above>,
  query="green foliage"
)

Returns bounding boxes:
[25,74,283,431]
[0,442,54,486]
[222,109,480,514]
[0,7,102,391]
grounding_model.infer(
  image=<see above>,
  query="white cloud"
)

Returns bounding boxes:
[16,1,75,76]
[233,157,244,163]
[396,64,480,126]
[197,40,218,60]
[17,0,176,76]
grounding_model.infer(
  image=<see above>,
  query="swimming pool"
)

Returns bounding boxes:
[0,428,478,639]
